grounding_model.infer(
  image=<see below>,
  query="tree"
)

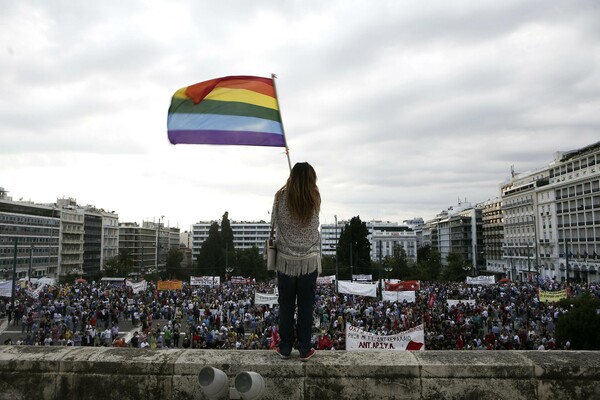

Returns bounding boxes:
[103,249,134,277]
[337,216,371,278]
[555,292,600,350]
[381,245,412,280]
[416,245,441,281]
[235,246,268,281]
[441,251,468,282]
[321,255,336,278]
[165,248,184,279]
[221,212,235,273]
[197,222,223,277]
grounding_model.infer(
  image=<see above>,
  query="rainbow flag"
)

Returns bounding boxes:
[167,76,286,147]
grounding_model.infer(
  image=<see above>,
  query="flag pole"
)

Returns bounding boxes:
[271,73,292,172]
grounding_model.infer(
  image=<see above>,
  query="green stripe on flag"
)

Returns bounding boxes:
[168,99,280,122]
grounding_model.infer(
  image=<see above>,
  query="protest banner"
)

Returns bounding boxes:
[157,280,182,291]
[317,276,334,285]
[466,275,496,285]
[337,280,378,298]
[0,281,11,298]
[126,279,147,294]
[346,324,425,351]
[539,289,568,302]
[255,292,279,306]
[352,274,372,282]
[382,290,416,303]
[190,276,220,287]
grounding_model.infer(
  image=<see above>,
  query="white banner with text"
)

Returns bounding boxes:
[382,290,416,303]
[337,280,378,298]
[346,324,425,351]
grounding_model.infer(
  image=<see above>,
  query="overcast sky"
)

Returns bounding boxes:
[1,1,599,231]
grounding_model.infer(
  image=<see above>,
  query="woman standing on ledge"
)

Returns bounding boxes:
[270,162,321,361]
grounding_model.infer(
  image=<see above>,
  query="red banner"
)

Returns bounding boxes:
[384,280,420,291]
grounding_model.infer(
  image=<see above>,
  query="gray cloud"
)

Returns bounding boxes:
[1,1,599,227]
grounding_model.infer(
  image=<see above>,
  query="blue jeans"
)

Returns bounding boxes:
[277,271,317,356]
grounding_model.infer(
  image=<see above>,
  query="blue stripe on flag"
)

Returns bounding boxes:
[167,113,283,135]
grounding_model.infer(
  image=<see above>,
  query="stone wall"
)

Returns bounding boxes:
[0,347,598,399]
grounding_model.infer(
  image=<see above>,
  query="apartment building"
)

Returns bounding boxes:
[481,198,505,276]
[191,221,270,261]
[0,188,60,279]
[500,141,600,283]
[419,201,483,273]
[56,198,85,277]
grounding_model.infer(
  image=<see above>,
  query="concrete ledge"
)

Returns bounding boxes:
[0,347,598,399]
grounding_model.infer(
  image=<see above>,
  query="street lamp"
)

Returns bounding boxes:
[156,216,164,272]
[334,215,339,293]
[384,266,392,280]
[225,266,234,281]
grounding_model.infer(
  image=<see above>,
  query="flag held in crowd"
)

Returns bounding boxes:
[167,76,286,147]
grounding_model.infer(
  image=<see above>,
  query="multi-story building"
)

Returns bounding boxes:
[56,198,85,277]
[481,198,505,276]
[500,141,600,283]
[320,218,347,258]
[320,219,418,263]
[368,221,417,263]
[100,211,119,268]
[500,167,546,282]
[83,210,102,276]
[191,221,270,261]
[0,188,60,280]
[119,222,157,275]
[420,202,483,273]
[542,141,599,282]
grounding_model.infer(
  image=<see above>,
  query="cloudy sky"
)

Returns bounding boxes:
[1,1,599,231]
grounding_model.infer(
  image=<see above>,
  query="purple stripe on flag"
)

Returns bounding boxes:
[168,130,286,147]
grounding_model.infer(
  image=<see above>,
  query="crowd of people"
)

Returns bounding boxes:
[0,277,597,351]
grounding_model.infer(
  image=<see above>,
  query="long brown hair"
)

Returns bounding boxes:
[284,162,320,225]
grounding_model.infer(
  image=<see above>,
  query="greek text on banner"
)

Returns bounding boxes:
[346,324,425,351]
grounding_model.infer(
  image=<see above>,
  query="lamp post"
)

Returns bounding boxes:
[350,242,353,281]
[156,216,164,273]
[384,266,392,280]
[28,244,33,284]
[334,215,338,293]
[11,237,18,312]
[225,266,234,282]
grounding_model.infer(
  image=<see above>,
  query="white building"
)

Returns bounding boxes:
[56,198,85,277]
[500,141,600,283]
[101,211,119,268]
[320,219,418,263]
[191,221,270,261]
[0,188,60,280]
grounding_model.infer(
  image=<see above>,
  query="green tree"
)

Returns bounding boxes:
[337,216,371,278]
[555,292,600,350]
[416,245,441,281]
[236,246,268,281]
[103,249,134,277]
[381,245,412,280]
[321,255,336,278]
[441,251,468,282]
[197,222,223,277]
[165,248,184,279]
[221,212,235,273]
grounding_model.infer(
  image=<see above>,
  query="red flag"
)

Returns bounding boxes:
[428,293,436,308]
